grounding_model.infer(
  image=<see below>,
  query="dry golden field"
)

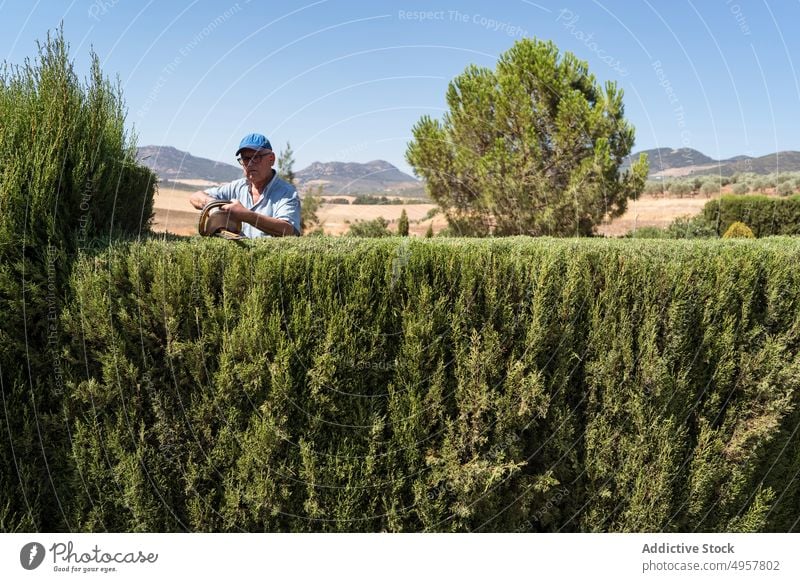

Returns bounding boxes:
[151,185,723,238]
[595,194,713,236]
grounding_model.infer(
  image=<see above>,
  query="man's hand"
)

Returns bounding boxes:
[189,191,216,210]
[221,200,248,220]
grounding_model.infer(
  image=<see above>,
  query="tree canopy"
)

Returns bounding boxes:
[277,141,296,185]
[406,38,648,236]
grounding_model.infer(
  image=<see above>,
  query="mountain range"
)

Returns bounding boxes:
[137,145,800,193]
[624,148,800,178]
[137,145,242,183]
[296,160,422,195]
[136,146,423,196]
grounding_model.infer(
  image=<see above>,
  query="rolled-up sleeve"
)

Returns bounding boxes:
[271,190,302,235]
[204,181,239,201]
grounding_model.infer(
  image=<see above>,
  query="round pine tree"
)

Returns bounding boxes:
[406,38,648,236]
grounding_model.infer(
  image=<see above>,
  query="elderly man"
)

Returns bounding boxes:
[189,133,301,237]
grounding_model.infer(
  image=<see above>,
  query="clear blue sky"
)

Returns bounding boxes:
[1,0,798,175]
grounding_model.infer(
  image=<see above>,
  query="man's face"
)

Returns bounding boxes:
[238,148,274,183]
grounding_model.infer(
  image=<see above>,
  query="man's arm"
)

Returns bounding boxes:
[223,201,298,236]
[249,211,298,237]
[189,190,217,210]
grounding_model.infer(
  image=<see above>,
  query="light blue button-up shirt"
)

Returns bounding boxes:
[205,172,301,237]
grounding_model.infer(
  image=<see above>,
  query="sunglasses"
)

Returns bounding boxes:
[237,153,270,165]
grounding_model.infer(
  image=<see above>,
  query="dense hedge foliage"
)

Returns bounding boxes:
[0,30,156,530]
[45,237,800,532]
[3,31,800,536]
[703,195,800,237]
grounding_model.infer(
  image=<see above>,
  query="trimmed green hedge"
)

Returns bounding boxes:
[52,237,800,532]
[703,195,800,237]
[0,30,156,531]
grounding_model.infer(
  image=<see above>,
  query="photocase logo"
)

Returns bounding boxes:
[20,542,46,570]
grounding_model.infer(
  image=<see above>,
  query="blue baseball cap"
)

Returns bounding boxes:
[236,133,272,155]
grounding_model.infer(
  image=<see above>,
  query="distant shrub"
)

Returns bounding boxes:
[666,214,719,239]
[701,181,721,198]
[670,182,692,198]
[350,195,433,205]
[776,182,795,197]
[722,221,755,238]
[643,181,668,197]
[732,183,749,195]
[326,197,351,204]
[353,195,401,205]
[348,216,392,237]
[703,195,800,237]
[301,191,322,232]
[624,226,669,239]
[398,208,409,236]
[624,215,718,240]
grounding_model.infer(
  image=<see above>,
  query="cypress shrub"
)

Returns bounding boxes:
[398,209,409,236]
[703,195,800,237]
[57,237,800,532]
[0,28,156,531]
